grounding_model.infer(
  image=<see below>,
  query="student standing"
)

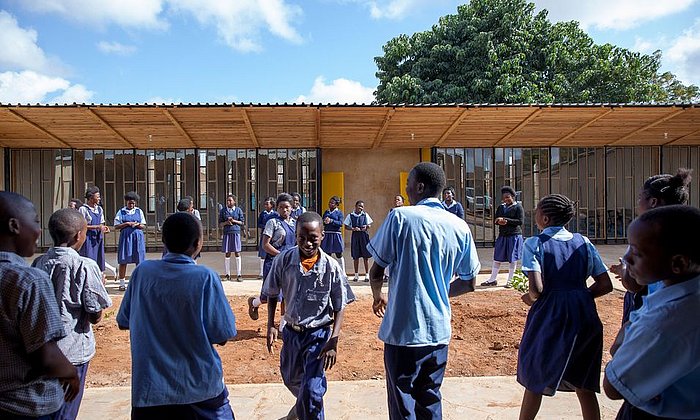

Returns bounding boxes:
[257,197,276,279]
[441,187,465,219]
[517,194,612,420]
[68,199,82,209]
[219,194,245,281]
[291,192,306,221]
[264,211,354,420]
[394,194,405,208]
[321,196,346,275]
[32,208,112,419]
[604,205,700,419]
[117,212,237,419]
[78,186,110,276]
[368,163,481,419]
[482,186,524,288]
[114,192,146,291]
[0,192,80,418]
[344,200,373,282]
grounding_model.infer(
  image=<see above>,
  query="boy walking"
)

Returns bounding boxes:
[0,192,79,418]
[264,211,354,420]
[117,212,237,419]
[32,209,113,419]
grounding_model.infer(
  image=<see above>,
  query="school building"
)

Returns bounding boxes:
[0,103,698,251]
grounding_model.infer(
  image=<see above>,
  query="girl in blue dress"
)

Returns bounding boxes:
[290,192,306,221]
[321,196,346,275]
[114,191,146,291]
[256,197,276,279]
[518,194,613,420]
[79,186,110,279]
[442,187,465,219]
[482,186,524,288]
[344,200,373,282]
[219,194,245,281]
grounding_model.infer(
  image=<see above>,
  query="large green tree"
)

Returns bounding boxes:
[374,0,699,103]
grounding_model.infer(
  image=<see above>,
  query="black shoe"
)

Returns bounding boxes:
[224,274,230,282]
[480,280,497,286]
[286,404,298,420]
[236,275,243,282]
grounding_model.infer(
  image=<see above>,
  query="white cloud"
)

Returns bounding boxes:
[0,10,50,72]
[0,70,94,104]
[97,41,137,56]
[533,0,698,30]
[168,0,303,52]
[666,20,700,85]
[633,36,656,54]
[344,0,446,20]
[295,76,375,104]
[21,0,167,29]
[147,96,182,104]
[19,0,303,52]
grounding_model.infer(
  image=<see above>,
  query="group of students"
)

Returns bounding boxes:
[2,163,699,420]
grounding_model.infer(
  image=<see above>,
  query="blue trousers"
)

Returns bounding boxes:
[131,388,235,420]
[384,343,448,420]
[281,325,332,420]
[56,362,89,420]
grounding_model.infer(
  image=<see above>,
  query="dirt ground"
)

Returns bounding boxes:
[88,290,625,388]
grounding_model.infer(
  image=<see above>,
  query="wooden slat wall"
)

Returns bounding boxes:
[0,105,698,149]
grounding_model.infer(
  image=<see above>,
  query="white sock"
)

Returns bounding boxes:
[259,259,264,276]
[339,256,346,275]
[279,317,287,332]
[488,262,502,282]
[224,257,231,275]
[119,278,125,288]
[507,262,517,283]
[252,297,262,307]
[236,256,242,276]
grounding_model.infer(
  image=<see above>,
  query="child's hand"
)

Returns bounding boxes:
[609,258,625,279]
[521,293,535,306]
[318,336,339,370]
[373,294,388,317]
[266,325,278,354]
[60,371,80,402]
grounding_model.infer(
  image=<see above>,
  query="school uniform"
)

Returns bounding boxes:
[0,252,66,418]
[114,207,147,265]
[518,226,608,396]
[257,210,277,259]
[262,216,297,279]
[493,202,524,263]
[261,247,354,420]
[78,203,106,271]
[219,206,244,253]
[367,198,481,419]
[442,200,465,219]
[116,253,237,418]
[32,247,113,419]
[606,275,700,419]
[344,211,373,260]
[321,208,344,255]
[291,206,306,221]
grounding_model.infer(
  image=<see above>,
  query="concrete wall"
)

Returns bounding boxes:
[321,148,422,246]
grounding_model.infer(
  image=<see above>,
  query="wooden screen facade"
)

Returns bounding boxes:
[10,148,319,250]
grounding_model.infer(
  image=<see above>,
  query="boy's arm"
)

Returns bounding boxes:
[30,340,80,402]
[369,263,387,317]
[266,296,279,353]
[83,261,113,325]
[603,376,624,400]
[318,308,344,370]
[589,271,613,298]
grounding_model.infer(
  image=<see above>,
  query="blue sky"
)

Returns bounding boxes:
[1,0,699,104]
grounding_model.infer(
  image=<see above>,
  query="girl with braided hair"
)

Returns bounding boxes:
[610,168,692,325]
[517,194,613,420]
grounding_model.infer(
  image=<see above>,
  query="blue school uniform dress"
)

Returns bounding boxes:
[116,254,237,418]
[442,200,465,219]
[493,202,524,263]
[368,197,481,419]
[321,208,344,255]
[291,206,306,221]
[606,275,700,419]
[219,206,244,253]
[518,226,608,396]
[344,212,373,260]
[115,207,146,265]
[262,216,297,280]
[257,210,277,258]
[262,247,354,420]
[79,204,106,271]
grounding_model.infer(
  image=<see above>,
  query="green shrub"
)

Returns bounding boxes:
[510,269,529,293]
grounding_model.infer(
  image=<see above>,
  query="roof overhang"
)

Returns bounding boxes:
[0,103,698,149]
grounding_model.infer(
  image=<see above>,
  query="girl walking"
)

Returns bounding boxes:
[321,196,346,274]
[344,200,373,281]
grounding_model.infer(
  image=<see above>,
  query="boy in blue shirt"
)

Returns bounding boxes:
[117,212,238,419]
[604,205,700,419]
[264,211,354,420]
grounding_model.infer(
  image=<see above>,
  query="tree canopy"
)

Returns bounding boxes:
[374,0,699,104]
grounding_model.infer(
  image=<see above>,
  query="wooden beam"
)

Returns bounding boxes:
[85,108,136,148]
[434,107,472,147]
[163,108,198,148]
[494,107,542,146]
[552,108,613,146]
[371,108,396,149]
[611,108,687,145]
[240,108,259,148]
[665,126,700,145]
[4,108,71,148]
[315,108,321,147]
